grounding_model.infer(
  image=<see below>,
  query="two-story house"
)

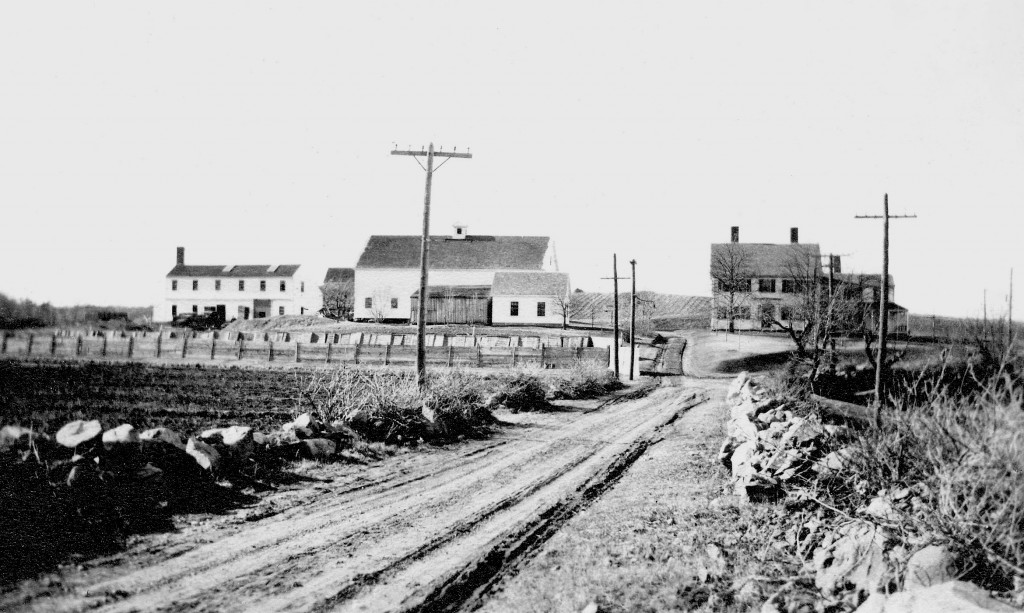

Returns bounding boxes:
[154,247,319,323]
[710,227,822,332]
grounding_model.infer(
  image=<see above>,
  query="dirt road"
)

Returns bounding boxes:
[9,381,711,613]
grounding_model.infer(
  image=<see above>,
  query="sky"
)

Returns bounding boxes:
[1,1,1022,319]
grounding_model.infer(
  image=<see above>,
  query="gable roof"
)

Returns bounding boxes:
[710,243,822,278]
[323,267,355,284]
[357,235,550,270]
[492,272,570,297]
[167,264,300,278]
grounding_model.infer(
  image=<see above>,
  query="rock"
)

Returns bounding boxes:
[718,438,739,468]
[282,422,315,440]
[861,495,901,523]
[300,438,337,460]
[814,521,889,597]
[141,439,202,481]
[580,603,598,613]
[731,440,760,478]
[484,392,507,408]
[56,420,102,448]
[853,581,1017,612]
[904,545,956,591]
[185,438,221,472]
[102,424,140,449]
[727,372,750,403]
[140,427,186,450]
[732,576,765,606]
[816,447,854,475]
[293,412,317,431]
[727,416,759,442]
[0,425,50,458]
[252,431,269,445]
[732,399,758,421]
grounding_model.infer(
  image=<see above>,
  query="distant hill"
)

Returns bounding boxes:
[569,292,711,330]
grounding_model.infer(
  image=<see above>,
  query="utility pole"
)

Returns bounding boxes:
[391,143,472,388]
[629,259,637,381]
[601,255,630,380]
[1010,268,1015,346]
[855,193,917,426]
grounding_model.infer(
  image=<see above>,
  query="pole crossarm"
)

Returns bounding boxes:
[392,150,473,159]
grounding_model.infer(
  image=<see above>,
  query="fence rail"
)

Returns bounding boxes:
[0,332,609,370]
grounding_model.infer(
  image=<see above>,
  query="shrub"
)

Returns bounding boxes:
[493,369,549,413]
[550,359,623,400]
[302,368,493,444]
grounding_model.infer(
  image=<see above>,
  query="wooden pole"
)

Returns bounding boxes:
[613,254,620,379]
[326,341,332,364]
[128,336,135,358]
[1009,268,1015,347]
[874,194,890,424]
[629,259,636,381]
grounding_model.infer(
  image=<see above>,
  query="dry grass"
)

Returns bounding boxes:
[549,360,624,400]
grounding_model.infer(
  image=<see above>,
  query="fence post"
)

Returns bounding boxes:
[77,335,83,357]
[295,342,301,363]
[577,346,583,361]
[128,336,135,358]
[353,342,360,364]
[27,334,34,356]
[384,344,391,366]
[181,335,188,359]
[326,341,332,364]
[51,334,58,356]
[156,333,161,358]
[511,345,516,368]
[1,332,8,354]
[102,335,108,357]
[237,338,244,360]
[269,341,274,362]
[447,345,453,367]
[211,338,216,360]
[540,343,545,368]
[477,346,482,368]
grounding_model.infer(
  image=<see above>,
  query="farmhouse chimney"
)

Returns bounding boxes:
[730,226,739,243]
[176,247,185,265]
[790,227,799,244]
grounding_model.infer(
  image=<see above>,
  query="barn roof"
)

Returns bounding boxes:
[357,235,550,270]
[710,243,822,278]
[834,273,895,288]
[323,267,355,283]
[492,272,570,297]
[167,264,300,278]
[410,285,492,299]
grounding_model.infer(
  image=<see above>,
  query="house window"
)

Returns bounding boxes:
[510,301,519,316]
[260,280,266,292]
[279,306,285,316]
[758,279,776,293]
[537,302,546,316]
[171,305,177,317]
[735,306,751,319]
[718,278,751,292]
[365,297,372,309]
[192,305,198,314]
[171,280,178,291]
[215,280,221,291]
[782,280,795,293]
[192,280,198,291]
[239,280,245,291]
[391,298,398,309]
[759,304,775,327]
[301,282,305,292]
[280,281,286,292]
[715,306,728,319]
[780,306,794,320]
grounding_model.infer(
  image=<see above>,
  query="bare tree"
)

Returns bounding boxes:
[369,290,390,323]
[710,243,754,333]
[553,292,584,330]
[319,281,354,320]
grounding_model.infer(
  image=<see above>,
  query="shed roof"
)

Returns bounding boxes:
[323,267,355,283]
[492,272,570,297]
[410,285,492,299]
[357,235,550,270]
[167,264,300,278]
[710,243,822,278]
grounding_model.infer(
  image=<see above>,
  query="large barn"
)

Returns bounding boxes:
[354,225,561,324]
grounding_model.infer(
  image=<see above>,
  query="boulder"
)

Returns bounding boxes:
[56,419,102,449]
[727,416,759,442]
[861,495,901,523]
[731,399,758,421]
[102,424,140,449]
[731,440,760,478]
[813,521,889,597]
[904,545,957,591]
[140,427,186,450]
[854,581,1017,612]
[816,447,854,475]
[300,438,337,461]
[726,372,750,403]
[186,438,221,472]
[0,425,50,458]
[718,438,739,468]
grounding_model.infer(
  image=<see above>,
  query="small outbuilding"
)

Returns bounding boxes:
[409,285,492,325]
[491,272,571,327]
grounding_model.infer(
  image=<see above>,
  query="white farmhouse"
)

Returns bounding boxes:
[154,247,320,323]
[491,272,571,327]
[354,225,558,323]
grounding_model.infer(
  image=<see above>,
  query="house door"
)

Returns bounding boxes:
[759,303,775,329]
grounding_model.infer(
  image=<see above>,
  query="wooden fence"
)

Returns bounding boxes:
[0,332,610,369]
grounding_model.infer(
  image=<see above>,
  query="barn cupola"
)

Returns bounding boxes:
[451,224,468,240]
